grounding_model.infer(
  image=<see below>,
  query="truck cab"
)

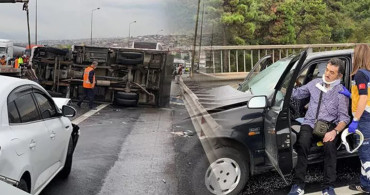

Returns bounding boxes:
[0,39,14,64]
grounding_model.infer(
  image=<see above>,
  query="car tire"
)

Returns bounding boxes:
[192,147,249,195]
[59,137,74,179]
[115,92,138,100]
[17,178,29,193]
[114,98,138,107]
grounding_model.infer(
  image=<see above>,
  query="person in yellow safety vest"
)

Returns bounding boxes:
[77,61,98,110]
[338,44,370,193]
[18,56,23,67]
[14,56,19,68]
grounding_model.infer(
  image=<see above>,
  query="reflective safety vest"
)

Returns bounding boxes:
[351,69,370,113]
[83,66,95,88]
[14,59,19,69]
[18,57,23,64]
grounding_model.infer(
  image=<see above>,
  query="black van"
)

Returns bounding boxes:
[193,49,356,195]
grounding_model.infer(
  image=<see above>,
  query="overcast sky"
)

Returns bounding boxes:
[0,0,187,41]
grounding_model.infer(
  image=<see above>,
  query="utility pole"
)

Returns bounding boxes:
[23,2,31,50]
[90,8,100,46]
[190,0,201,78]
[211,23,214,48]
[198,3,205,70]
[128,21,136,47]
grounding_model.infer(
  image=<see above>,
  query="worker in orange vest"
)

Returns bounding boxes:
[77,61,97,109]
[14,56,19,68]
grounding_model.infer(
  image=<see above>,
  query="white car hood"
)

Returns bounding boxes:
[52,98,71,109]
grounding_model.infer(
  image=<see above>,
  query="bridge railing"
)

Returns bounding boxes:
[195,43,360,74]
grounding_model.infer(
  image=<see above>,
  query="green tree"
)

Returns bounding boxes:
[200,0,369,45]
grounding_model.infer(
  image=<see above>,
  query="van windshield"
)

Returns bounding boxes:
[238,57,293,96]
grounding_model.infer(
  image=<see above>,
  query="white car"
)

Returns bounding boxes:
[0,76,80,194]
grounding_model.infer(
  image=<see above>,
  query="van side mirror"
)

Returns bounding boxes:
[248,96,268,109]
[62,105,76,117]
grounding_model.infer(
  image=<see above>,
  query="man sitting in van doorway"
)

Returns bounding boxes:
[288,58,350,195]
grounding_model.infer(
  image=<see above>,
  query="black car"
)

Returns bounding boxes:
[192,49,356,195]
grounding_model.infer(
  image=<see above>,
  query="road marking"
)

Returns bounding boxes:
[306,185,361,195]
[72,104,109,125]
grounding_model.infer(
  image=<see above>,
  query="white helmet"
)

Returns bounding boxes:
[341,128,364,153]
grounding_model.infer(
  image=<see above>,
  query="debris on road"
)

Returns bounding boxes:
[183,130,195,136]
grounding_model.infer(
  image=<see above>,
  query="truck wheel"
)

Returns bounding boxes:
[115,92,138,100]
[114,98,138,107]
[59,137,74,179]
[17,178,29,193]
[192,147,249,195]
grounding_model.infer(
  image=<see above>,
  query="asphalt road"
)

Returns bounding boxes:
[40,105,141,195]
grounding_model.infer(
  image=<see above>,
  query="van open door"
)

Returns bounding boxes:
[263,50,308,183]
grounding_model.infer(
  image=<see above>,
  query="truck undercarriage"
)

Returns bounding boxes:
[31,46,173,107]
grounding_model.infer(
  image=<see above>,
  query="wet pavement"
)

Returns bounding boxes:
[40,105,142,195]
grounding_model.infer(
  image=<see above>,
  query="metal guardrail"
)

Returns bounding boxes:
[206,43,360,74]
[179,77,221,138]
[180,43,367,74]
[178,76,223,160]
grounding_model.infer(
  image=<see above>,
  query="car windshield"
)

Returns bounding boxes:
[238,57,293,96]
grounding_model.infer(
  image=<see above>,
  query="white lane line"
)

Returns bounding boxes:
[72,104,109,125]
[305,185,361,195]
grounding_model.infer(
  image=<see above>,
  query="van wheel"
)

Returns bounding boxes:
[59,137,74,179]
[17,178,29,193]
[192,147,249,195]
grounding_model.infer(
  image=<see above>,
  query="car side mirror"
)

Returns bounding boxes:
[248,96,268,109]
[62,105,76,117]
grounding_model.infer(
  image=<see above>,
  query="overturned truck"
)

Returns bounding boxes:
[31,45,174,107]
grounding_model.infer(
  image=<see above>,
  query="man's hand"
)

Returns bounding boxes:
[339,86,351,98]
[323,130,337,142]
[348,120,359,133]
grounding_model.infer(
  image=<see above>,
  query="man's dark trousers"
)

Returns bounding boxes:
[78,88,95,109]
[292,125,338,189]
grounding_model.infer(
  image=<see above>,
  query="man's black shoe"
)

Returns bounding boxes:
[349,184,370,194]
[77,103,81,108]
